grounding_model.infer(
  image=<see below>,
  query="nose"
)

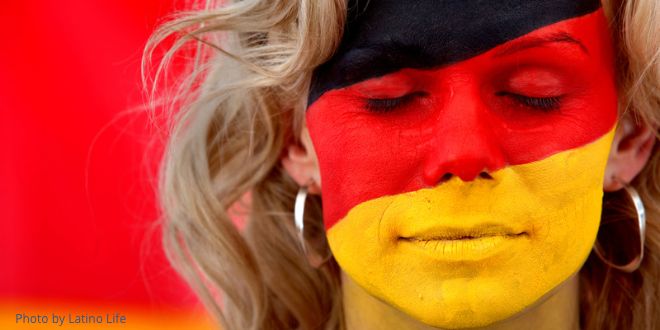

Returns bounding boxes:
[422,85,506,185]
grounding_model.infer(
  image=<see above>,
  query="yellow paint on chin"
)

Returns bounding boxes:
[327,129,615,329]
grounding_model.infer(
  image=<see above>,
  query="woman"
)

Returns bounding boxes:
[144,0,659,329]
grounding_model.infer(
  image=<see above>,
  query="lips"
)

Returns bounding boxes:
[398,230,530,262]
[398,224,528,242]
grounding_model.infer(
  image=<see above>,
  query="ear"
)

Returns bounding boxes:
[281,127,322,194]
[603,115,657,191]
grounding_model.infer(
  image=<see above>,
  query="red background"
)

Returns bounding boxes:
[0,0,201,313]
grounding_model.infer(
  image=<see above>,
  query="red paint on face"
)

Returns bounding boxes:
[306,11,618,230]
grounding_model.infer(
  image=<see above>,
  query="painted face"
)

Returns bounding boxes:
[306,0,617,328]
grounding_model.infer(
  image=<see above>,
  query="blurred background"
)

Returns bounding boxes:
[0,1,214,329]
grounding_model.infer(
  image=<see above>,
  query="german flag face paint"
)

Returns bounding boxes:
[306,0,617,328]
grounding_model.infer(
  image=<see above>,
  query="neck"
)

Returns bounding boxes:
[341,272,580,330]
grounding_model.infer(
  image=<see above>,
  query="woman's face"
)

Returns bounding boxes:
[305,0,617,328]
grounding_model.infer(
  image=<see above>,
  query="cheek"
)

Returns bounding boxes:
[306,98,428,229]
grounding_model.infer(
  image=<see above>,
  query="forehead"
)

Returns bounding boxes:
[309,0,600,104]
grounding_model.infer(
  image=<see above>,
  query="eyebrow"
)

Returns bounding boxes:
[492,32,589,57]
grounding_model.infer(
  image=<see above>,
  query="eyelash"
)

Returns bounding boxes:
[364,91,428,112]
[363,91,562,113]
[496,91,562,111]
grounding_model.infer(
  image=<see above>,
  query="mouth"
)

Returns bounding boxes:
[399,232,527,242]
[397,226,529,261]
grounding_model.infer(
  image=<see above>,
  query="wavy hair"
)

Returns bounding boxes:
[143,0,660,329]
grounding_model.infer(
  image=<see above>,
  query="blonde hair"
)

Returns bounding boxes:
[143,0,660,329]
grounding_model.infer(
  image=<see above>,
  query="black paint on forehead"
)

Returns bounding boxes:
[308,0,600,105]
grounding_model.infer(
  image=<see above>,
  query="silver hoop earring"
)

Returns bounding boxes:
[593,183,646,273]
[294,185,332,267]
[294,186,308,253]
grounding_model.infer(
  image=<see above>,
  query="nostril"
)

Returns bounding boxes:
[479,172,493,180]
[439,173,453,183]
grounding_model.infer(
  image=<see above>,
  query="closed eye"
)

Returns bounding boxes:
[365,91,428,113]
[496,91,562,111]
